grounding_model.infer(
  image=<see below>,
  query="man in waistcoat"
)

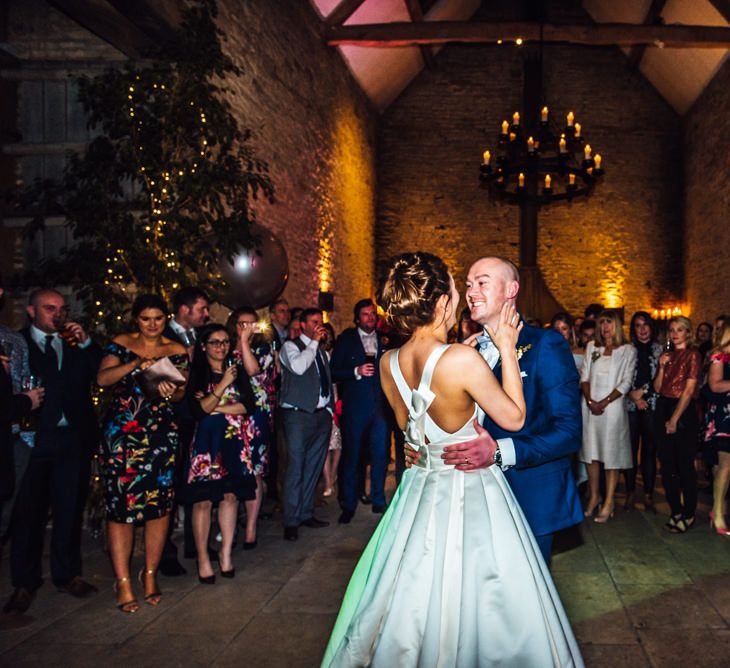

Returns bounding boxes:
[4,289,102,614]
[279,308,333,541]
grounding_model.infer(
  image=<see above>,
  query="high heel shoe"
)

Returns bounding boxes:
[583,499,601,518]
[138,569,162,605]
[242,539,257,551]
[594,503,615,524]
[710,511,730,536]
[114,577,139,614]
[196,560,216,585]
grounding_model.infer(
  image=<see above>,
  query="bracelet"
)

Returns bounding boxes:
[212,391,222,400]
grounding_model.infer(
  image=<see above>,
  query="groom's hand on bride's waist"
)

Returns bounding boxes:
[442,420,497,471]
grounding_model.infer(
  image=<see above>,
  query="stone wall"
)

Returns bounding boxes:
[1,0,377,334]
[377,41,683,322]
[217,0,377,332]
[683,57,730,327]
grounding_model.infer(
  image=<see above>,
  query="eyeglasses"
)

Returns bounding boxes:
[206,339,230,347]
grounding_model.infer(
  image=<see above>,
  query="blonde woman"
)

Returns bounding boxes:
[580,310,637,522]
[653,316,702,533]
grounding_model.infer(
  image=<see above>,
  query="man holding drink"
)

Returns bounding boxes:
[331,299,389,523]
[5,289,102,614]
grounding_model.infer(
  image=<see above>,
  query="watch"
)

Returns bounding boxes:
[494,445,503,468]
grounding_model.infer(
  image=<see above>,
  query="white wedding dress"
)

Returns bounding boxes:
[322,344,583,668]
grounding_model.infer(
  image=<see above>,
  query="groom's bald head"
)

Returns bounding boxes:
[474,256,520,284]
[466,257,521,329]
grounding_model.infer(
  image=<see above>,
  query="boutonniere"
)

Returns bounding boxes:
[516,344,532,361]
[591,350,601,362]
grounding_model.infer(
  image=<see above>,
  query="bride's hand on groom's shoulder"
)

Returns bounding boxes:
[461,332,480,348]
[486,302,523,353]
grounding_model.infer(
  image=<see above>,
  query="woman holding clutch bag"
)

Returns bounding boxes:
[97,294,188,613]
[186,324,256,582]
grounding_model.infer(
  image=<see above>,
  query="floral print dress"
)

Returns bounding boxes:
[236,342,277,477]
[704,352,730,462]
[186,371,257,502]
[100,342,189,523]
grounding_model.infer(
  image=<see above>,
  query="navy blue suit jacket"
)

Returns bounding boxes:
[485,326,583,536]
[330,328,386,419]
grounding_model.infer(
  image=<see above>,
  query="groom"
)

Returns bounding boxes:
[407,256,583,563]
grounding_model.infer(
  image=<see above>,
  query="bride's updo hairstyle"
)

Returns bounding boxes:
[379,251,452,335]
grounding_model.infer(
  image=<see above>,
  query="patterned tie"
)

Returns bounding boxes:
[315,350,330,399]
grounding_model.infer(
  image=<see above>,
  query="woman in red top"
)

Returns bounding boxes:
[653,316,703,533]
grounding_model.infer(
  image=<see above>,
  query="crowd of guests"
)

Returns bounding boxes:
[1,271,728,619]
[544,304,730,536]
[0,280,400,617]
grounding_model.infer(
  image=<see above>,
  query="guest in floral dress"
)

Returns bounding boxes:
[187,324,256,581]
[97,294,188,613]
[704,327,730,535]
[227,307,276,549]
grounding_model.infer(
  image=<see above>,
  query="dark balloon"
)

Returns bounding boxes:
[216,224,289,309]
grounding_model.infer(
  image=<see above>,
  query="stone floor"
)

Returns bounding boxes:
[0,476,729,667]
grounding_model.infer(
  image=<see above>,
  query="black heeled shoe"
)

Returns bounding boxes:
[243,539,257,551]
[196,561,216,585]
[220,567,235,579]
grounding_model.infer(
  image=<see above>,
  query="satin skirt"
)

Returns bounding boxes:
[322,461,583,667]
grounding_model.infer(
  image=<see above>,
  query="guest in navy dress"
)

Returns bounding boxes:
[98,294,188,612]
[186,324,256,581]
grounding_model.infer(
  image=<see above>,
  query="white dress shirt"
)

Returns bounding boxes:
[280,334,331,410]
[169,319,195,343]
[353,328,378,380]
[477,330,516,469]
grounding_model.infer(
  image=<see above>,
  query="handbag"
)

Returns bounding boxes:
[135,357,186,400]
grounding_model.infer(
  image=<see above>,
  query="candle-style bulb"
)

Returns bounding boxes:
[518,172,525,188]
[584,144,592,160]
[541,106,548,122]
[544,174,552,189]
[501,120,509,134]
[483,150,491,165]
[559,134,567,153]
[513,111,520,126]
[594,153,602,169]
[574,122,581,138]
[567,111,574,127]
[527,136,535,152]
[569,173,576,186]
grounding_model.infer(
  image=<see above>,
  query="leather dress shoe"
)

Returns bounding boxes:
[300,516,329,528]
[57,576,98,598]
[338,509,354,524]
[284,526,299,541]
[159,559,187,577]
[359,494,372,505]
[372,505,387,514]
[3,587,36,614]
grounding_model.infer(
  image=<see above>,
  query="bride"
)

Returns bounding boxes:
[321,252,582,667]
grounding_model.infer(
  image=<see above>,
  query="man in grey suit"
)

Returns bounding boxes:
[279,308,333,541]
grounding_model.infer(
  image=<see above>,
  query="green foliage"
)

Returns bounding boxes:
[18,0,274,333]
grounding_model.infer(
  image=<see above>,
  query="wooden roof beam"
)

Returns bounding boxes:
[627,0,669,69]
[326,21,730,49]
[707,1,730,24]
[403,0,435,69]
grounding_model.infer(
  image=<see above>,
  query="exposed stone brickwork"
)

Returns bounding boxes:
[377,41,683,322]
[217,0,377,332]
[683,57,730,326]
[1,0,377,333]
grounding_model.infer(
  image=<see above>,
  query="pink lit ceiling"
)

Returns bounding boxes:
[311,0,729,115]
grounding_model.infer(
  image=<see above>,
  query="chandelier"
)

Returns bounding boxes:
[479,107,604,204]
